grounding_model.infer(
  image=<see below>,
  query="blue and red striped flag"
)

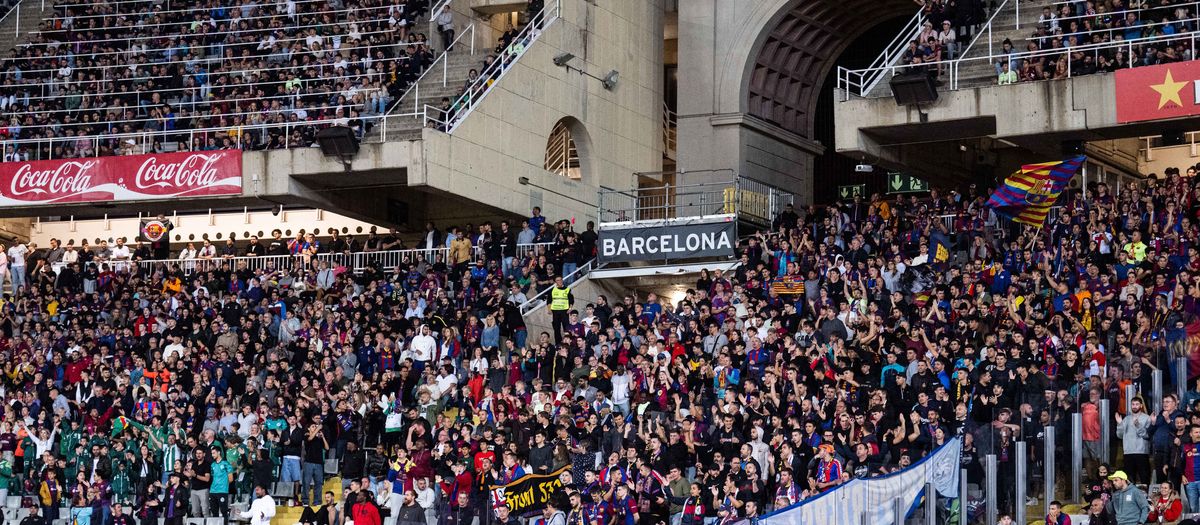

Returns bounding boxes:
[985,156,1085,226]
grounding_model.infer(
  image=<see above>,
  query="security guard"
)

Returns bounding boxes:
[549,275,573,344]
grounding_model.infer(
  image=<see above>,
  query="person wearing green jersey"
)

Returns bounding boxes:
[209,447,233,523]
[0,455,11,506]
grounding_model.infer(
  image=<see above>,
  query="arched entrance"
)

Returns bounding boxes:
[675,0,915,202]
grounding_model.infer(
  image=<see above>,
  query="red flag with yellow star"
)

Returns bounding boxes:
[1116,61,1200,123]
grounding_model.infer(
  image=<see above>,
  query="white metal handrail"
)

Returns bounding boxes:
[137,254,299,275]
[0,1,21,39]
[958,0,1014,61]
[29,1,407,42]
[430,0,452,23]
[662,102,677,159]
[385,23,477,119]
[518,258,598,315]
[838,29,1200,99]
[0,110,431,161]
[1041,14,1200,47]
[859,8,929,97]
[1042,1,1194,28]
[426,0,561,134]
[134,242,560,276]
[7,37,428,83]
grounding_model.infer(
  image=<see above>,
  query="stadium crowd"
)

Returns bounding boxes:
[0,0,541,161]
[0,168,1198,525]
[900,0,1200,87]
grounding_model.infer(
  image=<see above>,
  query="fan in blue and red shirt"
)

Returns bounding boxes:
[586,488,614,525]
[811,444,843,493]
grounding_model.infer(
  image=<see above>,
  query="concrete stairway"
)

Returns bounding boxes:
[371,48,489,142]
[953,0,1064,88]
[269,476,344,524]
[0,0,50,53]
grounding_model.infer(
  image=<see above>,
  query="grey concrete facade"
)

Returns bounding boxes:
[422,0,666,225]
[835,74,1200,178]
[675,0,912,204]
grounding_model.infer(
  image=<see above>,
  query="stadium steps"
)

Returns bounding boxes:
[370,49,489,142]
[951,0,1063,86]
[0,0,50,53]
[268,476,343,522]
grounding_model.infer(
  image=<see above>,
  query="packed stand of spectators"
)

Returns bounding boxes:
[897,0,1200,86]
[995,0,1199,84]
[0,0,440,161]
[5,168,1200,525]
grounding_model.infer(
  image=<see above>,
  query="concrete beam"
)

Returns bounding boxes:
[835,74,1200,180]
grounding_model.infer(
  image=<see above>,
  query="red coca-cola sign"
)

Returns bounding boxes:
[0,150,242,205]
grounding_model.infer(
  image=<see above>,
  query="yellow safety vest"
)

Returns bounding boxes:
[550,286,570,311]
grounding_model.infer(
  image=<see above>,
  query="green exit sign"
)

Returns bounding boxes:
[837,184,866,200]
[887,172,928,193]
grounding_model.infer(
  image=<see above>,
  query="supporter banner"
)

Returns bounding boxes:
[599,218,735,263]
[770,275,805,295]
[490,465,570,515]
[0,150,243,205]
[759,438,960,525]
[139,219,170,242]
[1116,61,1200,123]
[985,156,1084,227]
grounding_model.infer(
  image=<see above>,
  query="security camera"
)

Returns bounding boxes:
[854,164,874,173]
[272,205,282,216]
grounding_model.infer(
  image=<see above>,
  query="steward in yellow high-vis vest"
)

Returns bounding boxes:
[549,275,573,344]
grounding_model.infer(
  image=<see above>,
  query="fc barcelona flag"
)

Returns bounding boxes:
[985,156,1085,226]
[771,275,806,295]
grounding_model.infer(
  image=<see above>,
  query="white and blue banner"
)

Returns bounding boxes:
[759,438,961,525]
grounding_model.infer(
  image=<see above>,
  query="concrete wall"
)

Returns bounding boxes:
[1140,143,1200,176]
[673,0,912,204]
[677,0,808,194]
[835,76,1115,156]
[420,0,665,225]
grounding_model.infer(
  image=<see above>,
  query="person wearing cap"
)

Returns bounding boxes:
[1116,396,1152,485]
[809,444,843,493]
[1105,470,1148,525]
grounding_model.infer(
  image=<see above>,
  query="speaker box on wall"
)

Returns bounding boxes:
[890,72,939,106]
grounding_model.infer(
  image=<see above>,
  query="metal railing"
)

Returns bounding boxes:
[430,0,452,23]
[662,102,677,160]
[839,7,929,101]
[137,254,298,276]
[423,0,561,134]
[0,110,435,161]
[597,172,793,226]
[134,242,558,276]
[385,23,478,120]
[518,257,598,315]
[838,28,1200,99]
[0,2,21,39]
[958,0,1014,61]
[932,205,1063,232]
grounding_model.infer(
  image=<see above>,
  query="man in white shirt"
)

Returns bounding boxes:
[413,477,437,525]
[408,324,437,373]
[6,242,27,293]
[241,485,276,525]
[163,335,186,361]
[111,237,132,272]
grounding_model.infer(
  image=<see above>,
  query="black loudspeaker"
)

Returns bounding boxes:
[1163,131,1187,146]
[1062,139,1085,155]
[890,71,939,106]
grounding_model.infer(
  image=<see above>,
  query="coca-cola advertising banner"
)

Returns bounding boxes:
[0,150,243,205]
